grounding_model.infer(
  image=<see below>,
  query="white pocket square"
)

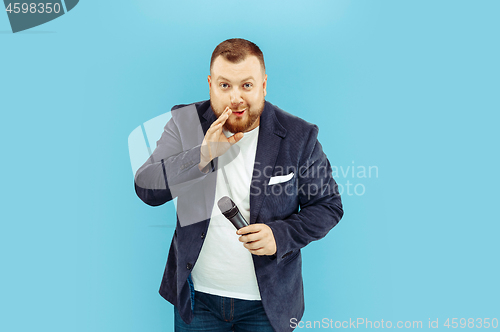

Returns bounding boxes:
[268,172,294,185]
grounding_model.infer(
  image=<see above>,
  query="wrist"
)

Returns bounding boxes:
[198,161,210,173]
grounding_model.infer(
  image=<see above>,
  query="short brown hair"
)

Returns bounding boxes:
[210,38,265,73]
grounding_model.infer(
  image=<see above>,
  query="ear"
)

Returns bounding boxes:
[207,75,212,89]
[263,74,268,97]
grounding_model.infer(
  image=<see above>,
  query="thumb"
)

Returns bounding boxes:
[228,132,244,144]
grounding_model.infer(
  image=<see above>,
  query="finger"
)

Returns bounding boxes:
[211,107,232,126]
[237,224,261,235]
[227,132,244,144]
[238,232,261,243]
[218,109,232,126]
[211,107,228,126]
[249,248,266,255]
[206,122,223,134]
[244,241,264,250]
[208,115,228,134]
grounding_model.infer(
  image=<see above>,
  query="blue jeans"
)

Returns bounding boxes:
[174,290,275,332]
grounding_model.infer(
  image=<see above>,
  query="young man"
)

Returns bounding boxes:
[134,38,343,332]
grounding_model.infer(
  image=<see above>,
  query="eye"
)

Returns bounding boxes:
[243,83,253,89]
[220,83,229,89]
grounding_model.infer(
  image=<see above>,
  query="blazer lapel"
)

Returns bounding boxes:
[201,103,217,134]
[250,101,287,225]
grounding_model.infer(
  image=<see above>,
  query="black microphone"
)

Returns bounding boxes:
[217,196,249,230]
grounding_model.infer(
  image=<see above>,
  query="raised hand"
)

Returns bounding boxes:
[199,107,244,171]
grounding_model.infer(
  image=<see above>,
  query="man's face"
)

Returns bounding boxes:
[208,55,267,133]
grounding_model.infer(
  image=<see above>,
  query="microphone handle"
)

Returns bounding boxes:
[228,213,249,230]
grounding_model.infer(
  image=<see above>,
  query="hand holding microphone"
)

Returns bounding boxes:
[218,196,277,256]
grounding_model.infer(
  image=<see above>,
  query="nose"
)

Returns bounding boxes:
[229,88,243,108]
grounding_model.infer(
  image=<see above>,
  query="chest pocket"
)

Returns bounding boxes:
[264,173,298,219]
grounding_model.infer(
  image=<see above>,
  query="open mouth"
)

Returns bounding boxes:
[232,108,246,116]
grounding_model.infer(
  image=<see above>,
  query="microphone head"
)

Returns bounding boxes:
[217,196,236,214]
[218,196,241,220]
[217,196,248,229]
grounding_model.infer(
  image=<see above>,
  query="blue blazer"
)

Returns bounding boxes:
[134,100,343,332]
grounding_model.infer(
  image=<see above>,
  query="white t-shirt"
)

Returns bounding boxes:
[191,125,261,300]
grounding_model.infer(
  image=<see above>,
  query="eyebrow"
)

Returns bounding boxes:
[217,76,255,82]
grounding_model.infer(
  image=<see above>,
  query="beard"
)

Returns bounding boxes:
[210,99,265,133]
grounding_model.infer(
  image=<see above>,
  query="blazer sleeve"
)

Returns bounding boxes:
[267,125,344,264]
[134,107,214,207]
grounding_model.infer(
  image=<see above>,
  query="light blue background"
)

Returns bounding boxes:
[1,1,499,331]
